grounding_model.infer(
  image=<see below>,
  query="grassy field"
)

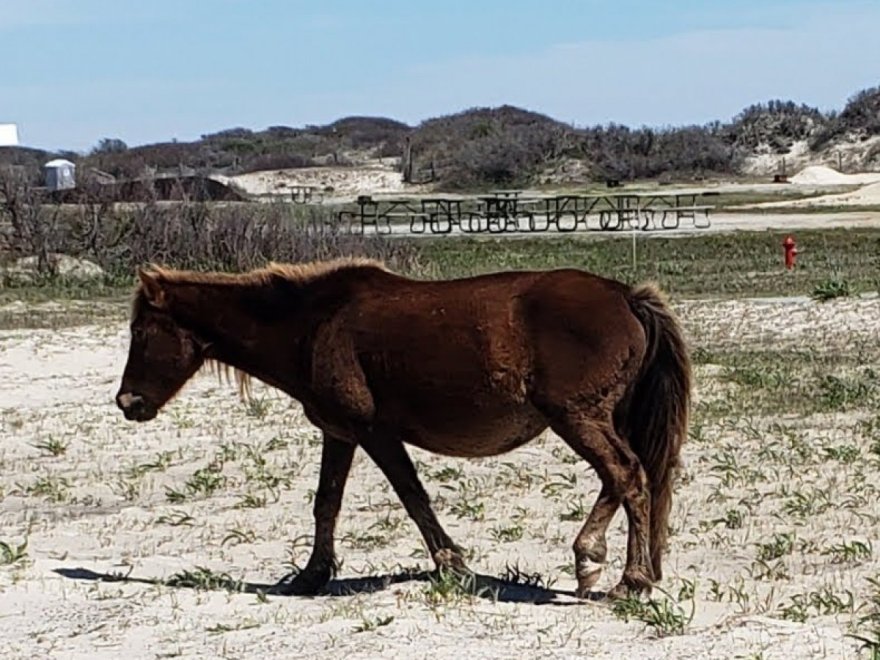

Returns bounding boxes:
[2,228,878,317]
[418,228,880,298]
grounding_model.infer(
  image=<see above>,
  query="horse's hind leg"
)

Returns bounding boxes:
[553,415,653,599]
[571,484,620,594]
[283,434,356,595]
[360,437,465,572]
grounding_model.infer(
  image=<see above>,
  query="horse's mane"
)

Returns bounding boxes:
[203,359,254,402]
[136,256,389,401]
[141,256,388,288]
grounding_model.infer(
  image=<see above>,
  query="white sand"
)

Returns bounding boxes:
[227,164,429,202]
[789,165,880,186]
[753,181,880,209]
[1,295,878,658]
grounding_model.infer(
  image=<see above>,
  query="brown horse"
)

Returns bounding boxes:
[115,258,691,599]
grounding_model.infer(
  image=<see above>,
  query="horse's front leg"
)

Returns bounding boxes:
[281,433,356,595]
[360,436,467,574]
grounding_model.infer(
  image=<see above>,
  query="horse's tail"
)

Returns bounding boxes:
[619,282,692,580]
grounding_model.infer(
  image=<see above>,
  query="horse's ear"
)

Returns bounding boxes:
[137,267,167,309]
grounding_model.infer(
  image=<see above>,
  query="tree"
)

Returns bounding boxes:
[92,138,129,154]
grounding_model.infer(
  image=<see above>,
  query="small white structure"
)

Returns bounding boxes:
[0,123,19,146]
[44,158,76,191]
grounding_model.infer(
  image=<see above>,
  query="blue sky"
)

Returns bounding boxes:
[2,0,879,151]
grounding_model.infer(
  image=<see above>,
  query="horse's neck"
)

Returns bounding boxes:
[174,280,301,390]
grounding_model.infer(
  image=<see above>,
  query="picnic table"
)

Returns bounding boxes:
[414,196,466,234]
[594,192,713,231]
[522,194,601,232]
[337,195,425,234]
[333,189,715,235]
[472,190,543,233]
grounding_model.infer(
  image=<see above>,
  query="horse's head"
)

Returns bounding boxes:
[116,268,207,422]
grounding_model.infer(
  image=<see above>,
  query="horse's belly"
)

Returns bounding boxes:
[402,404,548,458]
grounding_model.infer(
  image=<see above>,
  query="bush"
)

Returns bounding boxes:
[0,172,421,282]
[811,86,880,149]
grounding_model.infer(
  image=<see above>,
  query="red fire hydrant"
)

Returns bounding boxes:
[783,235,798,270]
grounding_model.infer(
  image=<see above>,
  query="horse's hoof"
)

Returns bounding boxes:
[606,576,653,601]
[433,548,469,573]
[574,568,603,599]
[277,570,330,596]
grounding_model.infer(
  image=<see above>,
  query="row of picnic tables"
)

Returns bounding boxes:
[334,189,717,235]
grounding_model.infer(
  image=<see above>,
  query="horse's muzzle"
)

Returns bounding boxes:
[116,392,156,422]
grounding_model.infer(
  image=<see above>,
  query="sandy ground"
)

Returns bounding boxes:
[753,183,880,209]
[226,164,429,203]
[1,294,879,659]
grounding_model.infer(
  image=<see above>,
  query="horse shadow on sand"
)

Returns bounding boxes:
[54,564,602,606]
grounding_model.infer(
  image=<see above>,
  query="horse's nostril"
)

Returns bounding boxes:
[117,392,145,411]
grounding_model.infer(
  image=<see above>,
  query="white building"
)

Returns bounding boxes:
[0,123,19,146]
[44,159,76,191]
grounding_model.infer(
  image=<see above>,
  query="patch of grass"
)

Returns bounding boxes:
[818,371,879,411]
[164,566,243,593]
[17,475,70,502]
[821,444,861,463]
[245,396,271,419]
[611,590,695,637]
[490,523,525,543]
[155,510,196,527]
[712,508,745,530]
[821,540,872,565]
[221,528,258,547]
[757,533,796,561]
[422,567,489,605]
[206,620,260,635]
[777,586,855,622]
[353,615,394,633]
[0,539,28,565]
[235,492,275,509]
[31,436,68,457]
[811,277,851,301]
[708,349,880,415]
[126,451,176,479]
[166,461,227,502]
[340,530,391,551]
[849,577,880,658]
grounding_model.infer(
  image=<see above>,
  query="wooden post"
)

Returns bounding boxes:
[402,137,413,183]
[631,200,638,270]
